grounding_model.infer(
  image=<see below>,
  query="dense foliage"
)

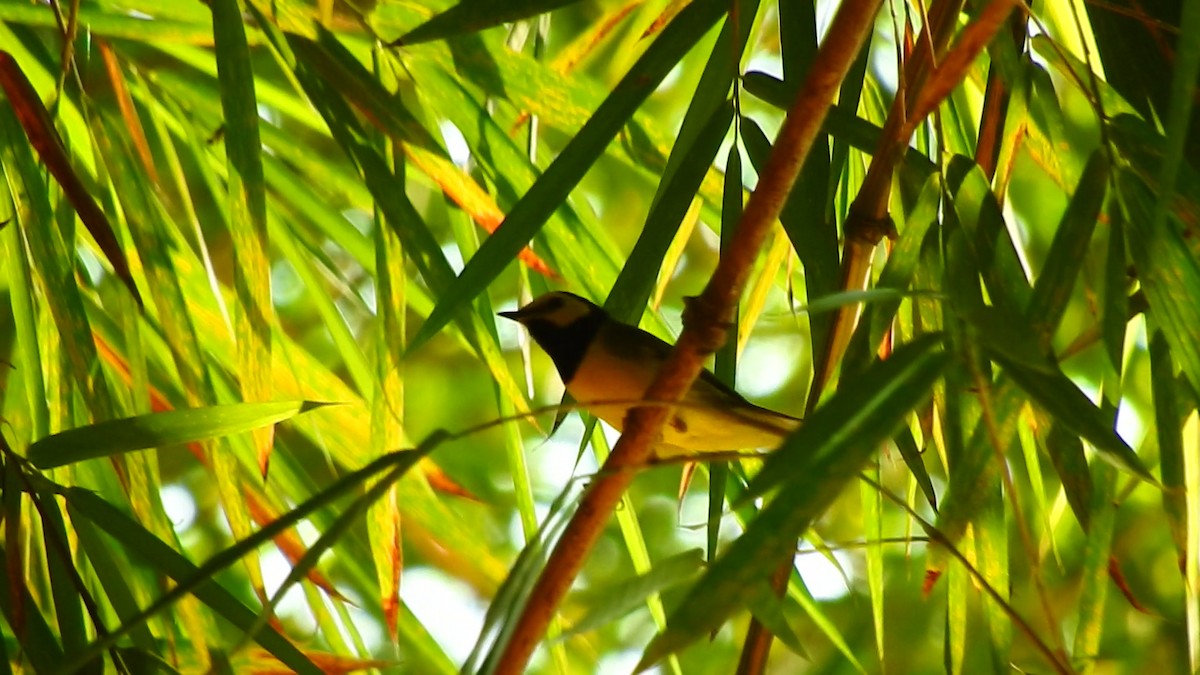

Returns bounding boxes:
[0,0,1198,673]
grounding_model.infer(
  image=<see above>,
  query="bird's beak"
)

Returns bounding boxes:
[498,309,523,322]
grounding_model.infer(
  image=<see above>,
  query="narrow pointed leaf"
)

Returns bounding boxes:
[397,0,584,46]
[639,337,947,668]
[409,0,728,351]
[564,549,704,638]
[1027,149,1109,348]
[212,0,274,475]
[0,50,142,307]
[28,401,334,469]
[746,335,947,499]
[990,354,1152,481]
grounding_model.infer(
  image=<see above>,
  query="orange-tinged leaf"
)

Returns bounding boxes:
[244,489,348,602]
[642,0,689,38]
[98,44,159,185]
[1108,556,1152,615]
[405,146,557,278]
[97,331,472,499]
[922,567,941,596]
[0,50,143,308]
[374,496,403,638]
[242,649,394,675]
[422,460,480,501]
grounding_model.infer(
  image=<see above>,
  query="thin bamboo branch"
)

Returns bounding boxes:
[741,1,1023,671]
[490,1,883,671]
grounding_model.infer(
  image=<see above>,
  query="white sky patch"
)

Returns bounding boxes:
[441,242,465,275]
[657,60,685,94]
[496,296,524,350]
[160,484,197,532]
[259,548,317,634]
[342,603,386,654]
[744,51,782,80]
[737,334,801,398]
[527,416,601,495]
[342,207,373,235]
[599,649,661,675]
[401,567,488,664]
[257,103,281,127]
[1116,404,1146,453]
[439,120,471,168]
[359,278,377,313]
[77,247,106,286]
[795,548,853,601]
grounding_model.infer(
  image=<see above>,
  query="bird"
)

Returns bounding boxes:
[500,291,801,460]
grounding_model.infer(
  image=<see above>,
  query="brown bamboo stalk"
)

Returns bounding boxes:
[738,1,1022,671]
[490,1,883,672]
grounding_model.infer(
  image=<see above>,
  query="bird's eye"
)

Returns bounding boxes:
[540,297,562,314]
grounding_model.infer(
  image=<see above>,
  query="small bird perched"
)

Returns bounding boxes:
[500,291,801,459]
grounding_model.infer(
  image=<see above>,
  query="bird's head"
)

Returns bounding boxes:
[499,292,601,331]
[499,292,605,380]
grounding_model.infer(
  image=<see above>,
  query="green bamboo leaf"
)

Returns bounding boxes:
[290,31,442,153]
[28,401,335,469]
[0,51,143,308]
[0,3,219,42]
[639,337,948,669]
[893,424,937,510]
[1072,458,1118,670]
[0,99,119,420]
[861,466,885,663]
[1041,416,1094,532]
[243,460,415,649]
[61,443,438,673]
[930,366,1005,558]
[1148,0,1200,275]
[275,219,373,396]
[564,549,704,638]
[946,155,1031,315]
[63,492,322,675]
[1027,149,1110,348]
[0,197,48,441]
[975,480,1011,672]
[785,574,864,672]
[867,172,941,349]
[746,334,947,497]
[740,115,839,370]
[743,581,808,659]
[651,0,758,211]
[0,543,64,673]
[709,139,743,565]
[72,508,160,650]
[275,27,538,423]
[1101,198,1129,374]
[945,564,968,674]
[470,484,582,674]
[1118,167,1200,397]
[741,71,937,175]
[34,488,89,656]
[409,0,729,351]
[1150,330,1188,560]
[990,353,1152,481]
[211,0,274,475]
[606,100,733,321]
[960,305,1054,374]
[396,0,584,46]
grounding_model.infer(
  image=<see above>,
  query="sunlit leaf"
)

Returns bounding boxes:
[29,402,334,469]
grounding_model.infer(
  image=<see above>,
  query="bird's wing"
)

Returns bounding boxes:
[599,320,800,426]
